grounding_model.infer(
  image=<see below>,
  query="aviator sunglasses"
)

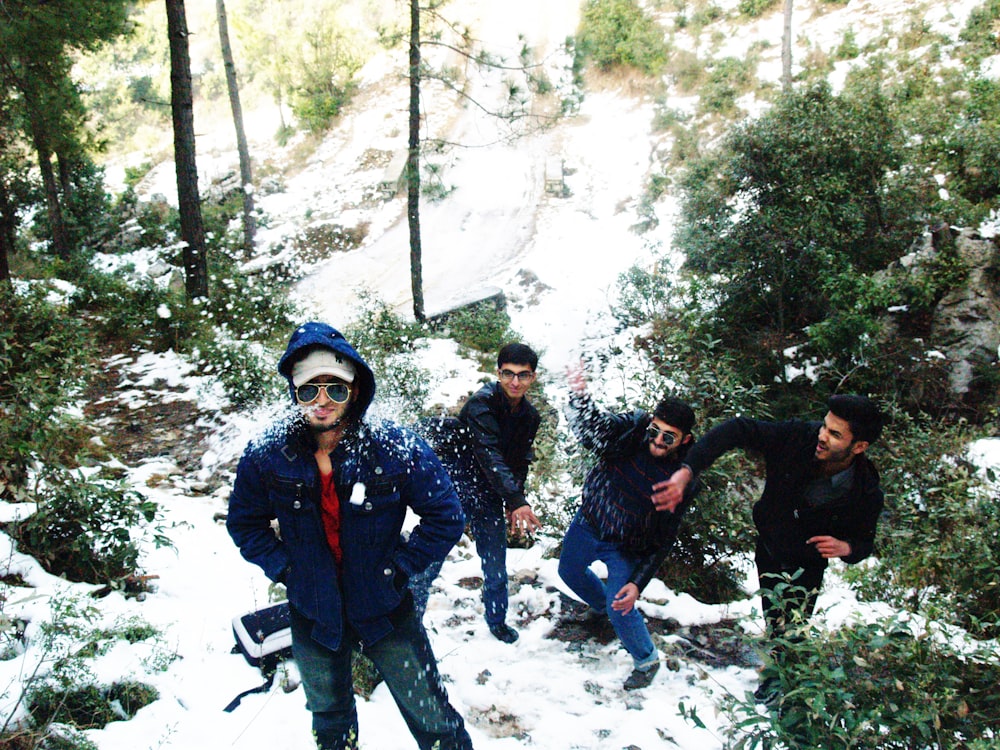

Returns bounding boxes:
[295,381,351,404]
[645,424,677,445]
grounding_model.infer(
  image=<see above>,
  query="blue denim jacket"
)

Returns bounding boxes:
[227,323,465,649]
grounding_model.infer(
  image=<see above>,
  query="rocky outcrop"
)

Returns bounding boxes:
[893,228,1000,395]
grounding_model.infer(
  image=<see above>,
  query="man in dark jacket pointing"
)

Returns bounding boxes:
[226,322,473,750]
[652,394,884,702]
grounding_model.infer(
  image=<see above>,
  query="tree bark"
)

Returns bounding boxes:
[0,176,13,285]
[407,0,425,322]
[216,0,256,258]
[781,0,793,93]
[166,0,209,300]
[28,116,71,260]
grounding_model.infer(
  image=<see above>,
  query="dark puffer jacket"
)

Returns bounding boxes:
[226,322,465,649]
[682,417,884,572]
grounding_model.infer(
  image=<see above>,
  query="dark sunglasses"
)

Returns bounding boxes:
[645,424,677,445]
[295,382,351,404]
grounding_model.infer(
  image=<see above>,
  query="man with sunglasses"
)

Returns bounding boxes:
[454,343,543,643]
[651,394,884,705]
[557,365,698,691]
[226,322,474,750]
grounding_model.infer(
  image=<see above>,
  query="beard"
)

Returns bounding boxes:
[308,415,348,435]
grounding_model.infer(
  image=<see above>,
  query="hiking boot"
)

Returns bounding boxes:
[753,676,781,706]
[623,659,660,690]
[489,623,519,643]
[571,606,604,623]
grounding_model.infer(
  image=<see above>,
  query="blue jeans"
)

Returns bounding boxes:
[468,497,509,626]
[410,494,509,627]
[290,603,473,750]
[557,512,657,669]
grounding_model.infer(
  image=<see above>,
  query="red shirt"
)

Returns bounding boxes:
[319,471,342,566]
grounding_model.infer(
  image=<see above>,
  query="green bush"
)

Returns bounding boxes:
[69,263,191,352]
[577,0,670,76]
[697,56,756,116]
[937,77,1000,221]
[436,302,514,354]
[343,291,430,421]
[850,411,1000,639]
[675,79,923,343]
[659,450,758,603]
[9,470,171,584]
[0,286,96,502]
[28,680,159,731]
[721,615,1000,748]
[196,336,286,409]
[737,0,779,18]
[959,0,1000,66]
[833,26,860,60]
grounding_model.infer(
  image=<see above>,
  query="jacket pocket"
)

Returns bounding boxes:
[270,476,318,544]
[345,475,404,547]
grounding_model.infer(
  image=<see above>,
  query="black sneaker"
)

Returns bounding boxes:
[623,660,660,690]
[489,623,519,643]
[753,676,781,706]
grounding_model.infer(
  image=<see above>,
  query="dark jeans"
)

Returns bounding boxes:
[411,495,509,627]
[290,603,474,750]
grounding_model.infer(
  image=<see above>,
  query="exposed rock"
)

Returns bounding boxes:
[929,231,1000,394]
[885,227,1000,397]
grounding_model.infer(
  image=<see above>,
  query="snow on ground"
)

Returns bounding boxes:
[3,1,998,749]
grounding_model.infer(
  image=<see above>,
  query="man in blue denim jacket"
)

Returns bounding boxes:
[226,322,474,750]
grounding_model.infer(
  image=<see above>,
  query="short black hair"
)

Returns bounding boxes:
[653,397,696,435]
[497,343,538,371]
[828,394,883,444]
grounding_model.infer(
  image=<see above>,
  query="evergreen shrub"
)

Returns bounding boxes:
[698,56,756,115]
[675,79,924,343]
[28,680,159,731]
[344,291,430,421]
[437,302,514,354]
[9,470,171,584]
[722,615,1000,749]
[0,286,95,502]
[850,411,1000,639]
[737,0,779,18]
[958,0,1000,65]
[577,0,670,76]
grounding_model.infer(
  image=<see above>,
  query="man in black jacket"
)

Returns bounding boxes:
[652,394,884,701]
[461,343,543,642]
[559,364,698,690]
[418,343,544,643]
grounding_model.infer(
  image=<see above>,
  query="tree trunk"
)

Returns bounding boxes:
[166,0,209,300]
[407,0,425,322]
[0,176,13,285]
[27,116,71,259]
[781,0,793,93]
[216,0,256,258]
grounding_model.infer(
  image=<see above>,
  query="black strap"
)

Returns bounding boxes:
[222,670,276,713]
